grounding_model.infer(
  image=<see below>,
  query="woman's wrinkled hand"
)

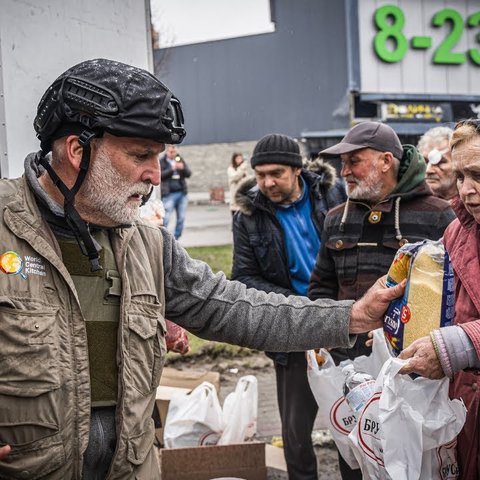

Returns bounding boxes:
[398,336,445,379]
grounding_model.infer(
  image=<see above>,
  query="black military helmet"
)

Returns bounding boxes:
[34,58,186,152]
[33,59,185,272]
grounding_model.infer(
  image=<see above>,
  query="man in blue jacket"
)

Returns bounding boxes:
[232,133,346,480]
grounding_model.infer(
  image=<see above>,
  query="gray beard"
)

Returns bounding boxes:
[347,167,384,203]
[80,149,150,225]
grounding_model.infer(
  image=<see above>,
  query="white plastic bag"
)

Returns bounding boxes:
[352,328,392,379]
[306,328,391,469]
[348,357,466,480]
[218,375,258,445]
[163,381,224,448]
[306,349,359,469]
[347,369,387,479]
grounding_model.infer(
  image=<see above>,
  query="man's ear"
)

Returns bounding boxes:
[382,152,395,173]
[64,135,83,171]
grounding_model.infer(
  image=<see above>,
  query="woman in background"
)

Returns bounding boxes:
[227,152,250,217]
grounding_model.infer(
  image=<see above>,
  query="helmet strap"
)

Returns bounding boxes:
[38,129,102,272]
[141,186,154,206]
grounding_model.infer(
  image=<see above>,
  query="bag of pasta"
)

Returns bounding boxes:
[383,240,455,356]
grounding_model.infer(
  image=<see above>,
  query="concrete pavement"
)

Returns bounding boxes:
[168,199,234,248]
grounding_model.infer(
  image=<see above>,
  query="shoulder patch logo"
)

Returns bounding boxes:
[0,251,46,279]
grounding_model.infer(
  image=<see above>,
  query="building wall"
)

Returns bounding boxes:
[177,138,311,194]
[154,0,350,146]
[0,0,153,179]
[177,141,256,194]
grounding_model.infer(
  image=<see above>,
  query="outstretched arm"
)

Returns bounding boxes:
[161,232,406,352]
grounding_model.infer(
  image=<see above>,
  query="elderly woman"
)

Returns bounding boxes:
[399,118,480,479]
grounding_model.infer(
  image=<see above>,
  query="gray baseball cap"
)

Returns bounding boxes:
[321,122,403,159]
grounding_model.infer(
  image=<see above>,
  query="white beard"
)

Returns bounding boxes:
[80,148,151,225]
[346,164,384,202]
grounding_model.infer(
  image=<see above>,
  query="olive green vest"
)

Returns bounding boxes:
[58,230,121,407]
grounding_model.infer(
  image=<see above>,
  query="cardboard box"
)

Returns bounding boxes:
[159,442,267,480]
[155,367,221,446]
[265,444,287,473]
[160,367,221,392]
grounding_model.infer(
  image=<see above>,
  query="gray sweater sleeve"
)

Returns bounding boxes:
[161,230,356,352]
[440,325,480,374]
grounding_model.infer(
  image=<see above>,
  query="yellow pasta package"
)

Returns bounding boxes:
[383,240,455,356]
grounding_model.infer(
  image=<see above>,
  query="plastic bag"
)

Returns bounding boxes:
[163,381,224,448]
[307,348,359,469]
[218,375,258,445]
[306,328,391,469]
[348,357,466,480]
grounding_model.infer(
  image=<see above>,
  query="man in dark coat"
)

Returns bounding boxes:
[160,144,192,239]
[232,133,346,480]
[308,121,455,479]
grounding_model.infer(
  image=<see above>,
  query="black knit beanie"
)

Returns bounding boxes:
[250,133,302,168]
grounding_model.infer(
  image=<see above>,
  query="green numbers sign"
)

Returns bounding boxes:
[373,4,480,65]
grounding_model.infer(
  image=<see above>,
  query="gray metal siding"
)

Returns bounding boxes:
[357,0,480,97]
[154,0,349,145]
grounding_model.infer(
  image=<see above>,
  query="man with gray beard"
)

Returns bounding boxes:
[308,121,455,480]
[0,61,405,479]
[69,137,154,225]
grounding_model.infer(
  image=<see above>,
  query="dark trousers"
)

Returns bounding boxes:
[275,352,318,480]
[82,407,117,480]
[338,449,363,479]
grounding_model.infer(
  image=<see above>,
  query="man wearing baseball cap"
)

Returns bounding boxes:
[309,121,455,479]
[231,133,346,480]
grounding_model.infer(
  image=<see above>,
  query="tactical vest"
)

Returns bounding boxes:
[58,230,121,407]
